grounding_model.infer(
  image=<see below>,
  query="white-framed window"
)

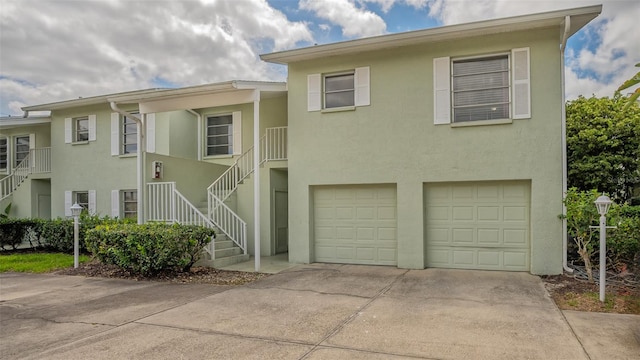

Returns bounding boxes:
[433,48,530,125]
[75,116,89,141]
[64,190,96,216]
[111,112,145,156]
[122,115,137,154]
[14,135,30,167]
[74,191,89,210]
[452,54,510,122]
[307,66,370,111]
[0,136,7,171]
[205,111,241,156]
[325,72,355,108]
[122,190,137,219]
[65,115,96,143]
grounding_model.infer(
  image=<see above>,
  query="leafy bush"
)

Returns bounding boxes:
[0,218,43,250]
[85,223,214,276]
[39,214,129,253]
[608,205,640,270]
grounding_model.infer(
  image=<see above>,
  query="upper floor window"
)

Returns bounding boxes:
[65,115,96,143]
[15,135,30,167]
[307,66,370,112]
[325,72,355,108]
[207,115,233,156]
[0,137,7,170]
[122,115,137,154]
[205,111,241,157]
[452,55,510,122]
[75,117,89,141]
[433,48,530,125]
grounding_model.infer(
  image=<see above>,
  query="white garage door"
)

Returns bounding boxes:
[314,184,397,265]
[424,181,530,271]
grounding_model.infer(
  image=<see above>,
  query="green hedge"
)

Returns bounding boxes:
[85,223,214,276]
[0,215,132,253]
[0,218,42,250]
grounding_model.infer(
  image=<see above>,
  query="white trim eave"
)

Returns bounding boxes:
[0,117,51,129]
[261,5,602,64]
[22,89,165,112]
[108,81,287,104]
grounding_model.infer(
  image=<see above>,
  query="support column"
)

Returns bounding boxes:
[253,92,261,272]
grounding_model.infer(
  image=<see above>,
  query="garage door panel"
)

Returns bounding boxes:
[314,185,397,266]
[425,181,530,271]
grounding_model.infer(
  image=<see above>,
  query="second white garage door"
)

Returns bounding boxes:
[314,184,397,265]
[424,181,531,271]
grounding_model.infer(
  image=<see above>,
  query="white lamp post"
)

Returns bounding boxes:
[70,203,83,269]
[594,194,613,303]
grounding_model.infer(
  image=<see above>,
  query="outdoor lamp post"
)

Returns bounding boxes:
[70,203,83,268]
[594,194,613,303]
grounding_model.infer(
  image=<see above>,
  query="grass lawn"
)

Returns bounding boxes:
[0,253,90,273]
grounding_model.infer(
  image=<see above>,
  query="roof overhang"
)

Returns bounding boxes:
[108,80,287,114]
[0,116,51,129]
[22,88,165,112]
[261,5,602,65]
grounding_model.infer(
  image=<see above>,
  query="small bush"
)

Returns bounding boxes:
[85,223,214,276]
[0,218,43,250]
[39,214,129,253]
[608,205,640,269]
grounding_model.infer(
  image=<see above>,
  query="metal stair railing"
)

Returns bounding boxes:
[147,182,220,257]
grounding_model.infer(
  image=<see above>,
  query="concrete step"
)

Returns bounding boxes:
[215,246,242,258]
[196,253,250,268]
[213,239,235,250]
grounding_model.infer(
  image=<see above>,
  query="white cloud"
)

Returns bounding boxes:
[0,0,313,115]
[424,0,640,99]
[300,0,387,37]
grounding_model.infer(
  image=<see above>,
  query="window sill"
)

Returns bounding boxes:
[204,154,234,160]
[118,153,137,158]
[321,106,356,114]
[450,118,513,128]
[71,141,89,145]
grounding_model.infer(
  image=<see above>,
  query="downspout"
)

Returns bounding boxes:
[253,91,261,272]
[110,102,145,225]
[560,16,573,273]
[186,109,202,161]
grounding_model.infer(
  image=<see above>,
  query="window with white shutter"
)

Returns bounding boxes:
[307,66,371,111]
[433,48,531,124]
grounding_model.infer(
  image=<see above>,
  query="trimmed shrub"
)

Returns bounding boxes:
[608,205,640,269]
[85,223,214,276]
[0,218,43,250]
[39,214,130,253]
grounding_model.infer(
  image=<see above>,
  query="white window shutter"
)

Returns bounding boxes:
[29,133,36,168]
[512,47,531,119]
[88,114,97,141]
[64,191,72,216]
[88,190,97,215]
[146,113,156,153]
[232,111,242,155]
[111,190,120,218]
[433,57,451,124]
[64,118,72,143]
[307,74,321,112]
[111,113,120,155]
[354,66,370,107]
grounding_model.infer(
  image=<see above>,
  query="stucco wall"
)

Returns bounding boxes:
[286,28,564,274]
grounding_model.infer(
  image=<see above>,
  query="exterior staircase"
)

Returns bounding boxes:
[1,148,51,202]
[146,127,286,268]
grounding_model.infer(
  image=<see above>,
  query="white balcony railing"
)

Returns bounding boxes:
[0,147,51,201]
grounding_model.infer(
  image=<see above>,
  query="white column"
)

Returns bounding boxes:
[138,114,145,225]
[253,92,261,272]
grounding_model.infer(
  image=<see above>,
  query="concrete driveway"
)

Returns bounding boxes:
[1,264,638,359]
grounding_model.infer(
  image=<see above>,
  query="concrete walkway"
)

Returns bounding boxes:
[1,265,638,359]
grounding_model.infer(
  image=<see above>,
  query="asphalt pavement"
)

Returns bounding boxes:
[1,264,638,359]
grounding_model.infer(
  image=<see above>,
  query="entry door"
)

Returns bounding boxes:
[38,194,51,219]
[275,190,289,254]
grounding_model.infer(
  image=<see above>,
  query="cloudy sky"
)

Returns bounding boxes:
[1,0,638,116]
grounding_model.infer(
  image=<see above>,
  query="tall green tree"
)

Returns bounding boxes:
[566,95,640,202]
